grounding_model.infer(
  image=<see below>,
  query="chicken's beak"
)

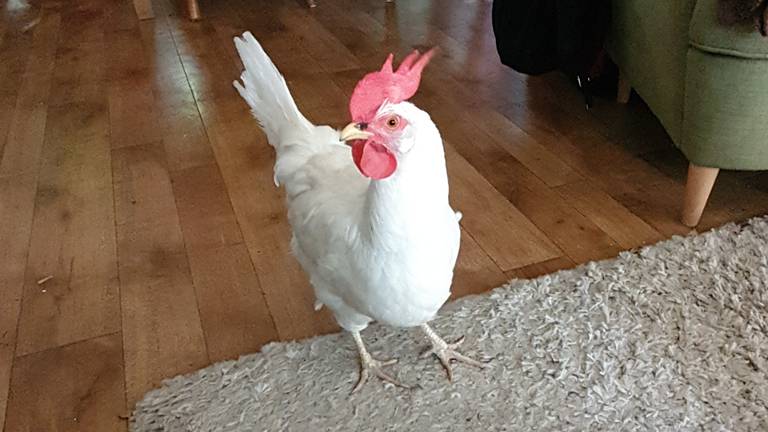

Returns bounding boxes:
[340,122,373,144]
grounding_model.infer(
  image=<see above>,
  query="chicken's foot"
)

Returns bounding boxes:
[350,331,409,393]
[419,323,488,381]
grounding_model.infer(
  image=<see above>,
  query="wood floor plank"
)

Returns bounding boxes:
[14,99,120,357]
[285,72,348,115]
[204,8,251,69]
[301,97,351,129]
[427,102,565,194]
[251,31,328,77]
[462,108,583,188]
[591,156,693,238]
[451,230,508,299]
[426,94,622,264]
[510,185,624,263]
[137,23,215,172]
[103,0,148,72]
[307,0,393,71]
[47,39,104,109]
[0,12,60,177]
[0,92,14,164]
[12,6,116,357]
[227,1,327,76]
[489,89,694,238]
[170,163,243,250]
[0,347,9,428]
[556,181,665,250]
[392,28,583,189]
[102,0,139,33]
[187,244,279,362]
[445,145,562,271]
[108,74,161,149]
[196,96,339,340]
[498,105,622,179]
[275,5,361,72]
[0,8,61,425]
[113,142,178,226]
[588,97,671,156]
[0,99,49,179]
[641,147,768,232]
[172,164,279,358]
[46,0,105,109]
[507,256,576,281]
[106,29,162,149]
[221,0,285,40]
[0,177,36,283]
[0,174,37,429]
[141,11,280,363]
[103,7,156,124]
[4,333,127,432]
[62,0,109,44]
[0,31,33,164]
[112,142,209,405]
[523,121,675,207]
[167,18,241,103]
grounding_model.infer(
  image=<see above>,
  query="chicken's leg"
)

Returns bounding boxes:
[351,331,408,392]
[419,324,487,381]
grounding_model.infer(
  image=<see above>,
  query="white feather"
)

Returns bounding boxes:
[233,33,460,333]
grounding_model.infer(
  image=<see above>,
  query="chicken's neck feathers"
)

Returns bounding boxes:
[362,123,450,249]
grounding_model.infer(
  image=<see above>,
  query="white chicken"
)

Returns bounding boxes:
[233,31,485,391]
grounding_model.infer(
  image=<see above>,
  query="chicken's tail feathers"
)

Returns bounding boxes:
[233,31,313,145]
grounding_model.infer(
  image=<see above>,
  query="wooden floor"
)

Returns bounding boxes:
[2,0,768,429]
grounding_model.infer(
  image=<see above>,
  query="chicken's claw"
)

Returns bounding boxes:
[350,331,409,393]
[419,325,488,381]
[352,355,408,393]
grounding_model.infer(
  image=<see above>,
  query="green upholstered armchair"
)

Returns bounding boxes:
[607,0,768,227]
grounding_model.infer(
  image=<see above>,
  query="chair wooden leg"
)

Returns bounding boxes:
[132,0,154,20]
[187,0,201,20]
[682,163,719,227]
[617,72,631,104]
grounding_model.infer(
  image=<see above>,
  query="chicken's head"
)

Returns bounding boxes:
[340,49,435,180]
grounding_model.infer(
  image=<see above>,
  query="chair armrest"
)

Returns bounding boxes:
[690,0,768,59]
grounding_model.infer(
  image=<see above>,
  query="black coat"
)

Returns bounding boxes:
[491,0,610,77]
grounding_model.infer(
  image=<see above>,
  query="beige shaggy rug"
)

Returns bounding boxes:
[131,217,768,431]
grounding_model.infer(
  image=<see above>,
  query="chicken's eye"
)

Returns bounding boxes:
[385,116,399,129]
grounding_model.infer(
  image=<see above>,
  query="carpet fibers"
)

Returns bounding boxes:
[132,218,768,431]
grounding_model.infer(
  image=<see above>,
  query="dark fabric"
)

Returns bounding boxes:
[491,0,557,75]
[718,0,768,36]
[555,0,611,77]
[491,0,611,77]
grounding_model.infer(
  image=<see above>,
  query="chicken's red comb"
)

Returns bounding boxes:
[349,49,435,123]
